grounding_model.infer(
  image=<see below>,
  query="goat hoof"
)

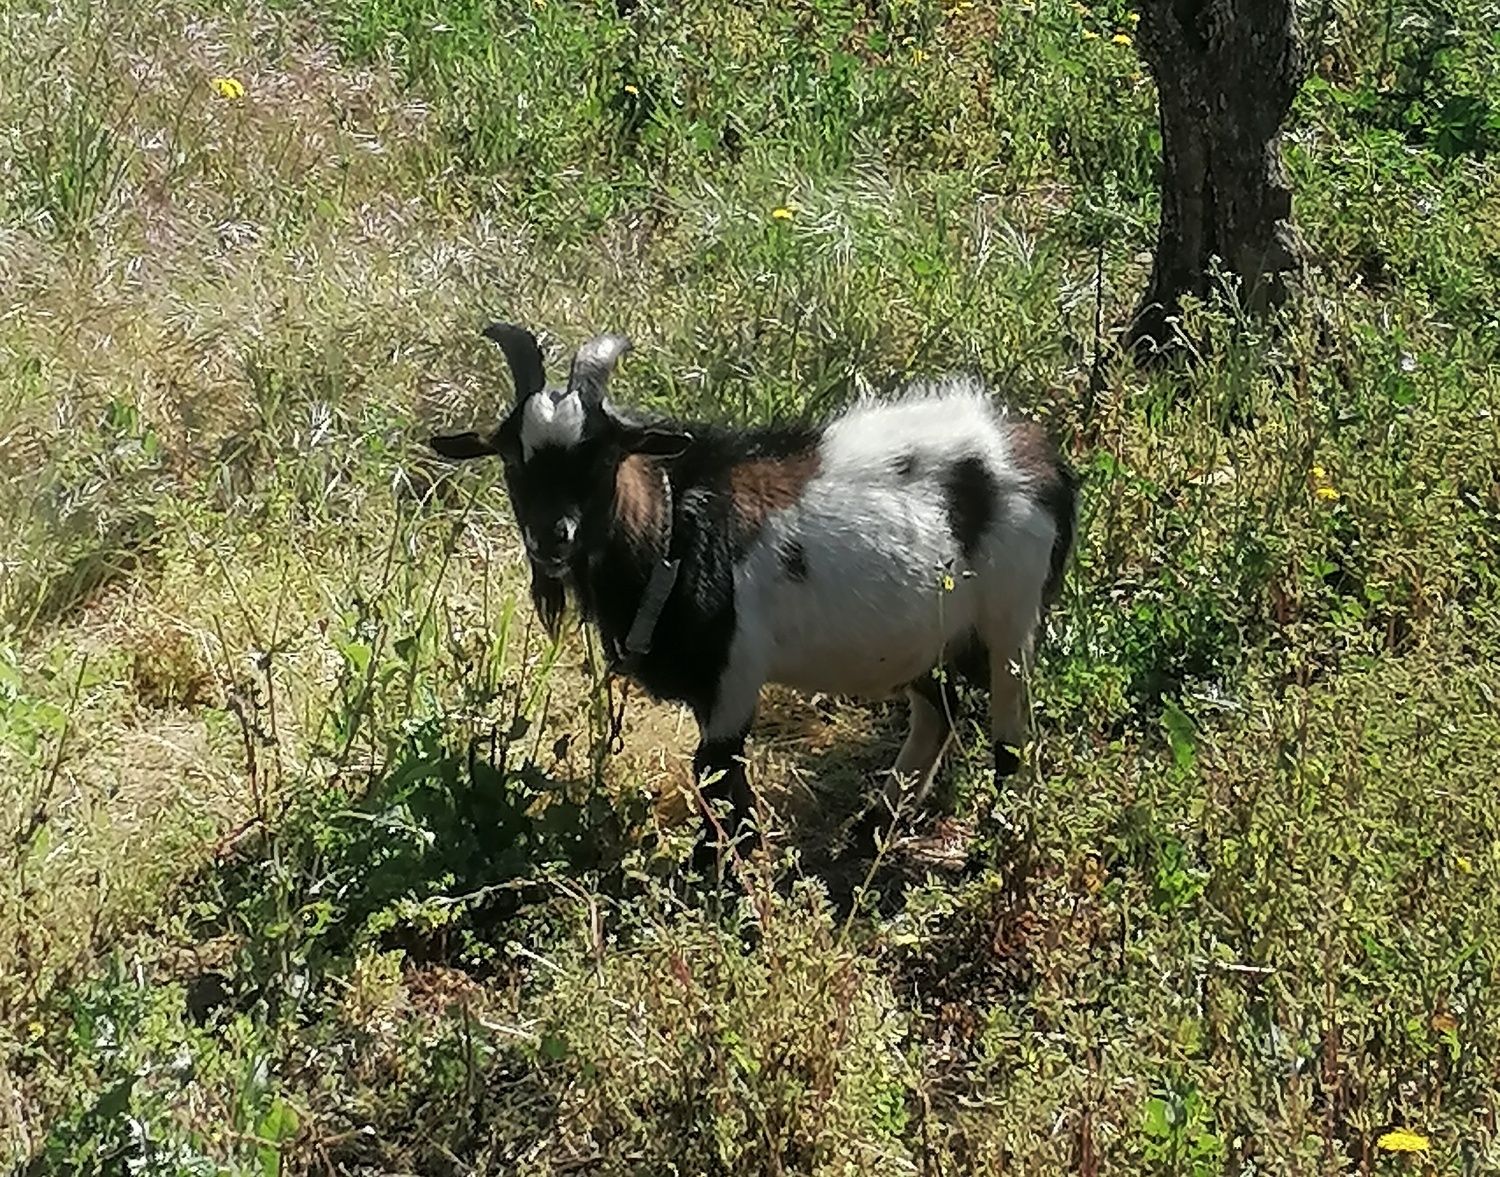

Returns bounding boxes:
[689,836,722,880]
[689,826,754,883]
[995,745,1021,777]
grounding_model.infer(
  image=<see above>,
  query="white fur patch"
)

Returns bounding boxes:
[520,390,585,457]
[702,379,1057,739]
[819,378,1014,476]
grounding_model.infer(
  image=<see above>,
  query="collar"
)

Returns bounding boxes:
[621,465,678,666]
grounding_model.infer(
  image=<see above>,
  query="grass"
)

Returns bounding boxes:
[2,0,1499,1171]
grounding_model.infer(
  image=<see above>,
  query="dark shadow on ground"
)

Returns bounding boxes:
[750,686,998,919]
[171,717,654,1022]
[162,685,1010,1035]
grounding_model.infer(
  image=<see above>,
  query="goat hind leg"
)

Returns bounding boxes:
[988,633,1034,777]
[878,673,957,822]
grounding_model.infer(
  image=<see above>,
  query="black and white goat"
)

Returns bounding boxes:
[431,323,1077,861]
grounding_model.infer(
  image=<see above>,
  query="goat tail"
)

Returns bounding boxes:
[1041,453,1080,609]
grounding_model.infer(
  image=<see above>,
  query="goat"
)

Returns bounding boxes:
[430,323,1078,866]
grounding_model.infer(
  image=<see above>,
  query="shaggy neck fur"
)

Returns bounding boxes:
[612,454,671,555]
[573,453,673,667]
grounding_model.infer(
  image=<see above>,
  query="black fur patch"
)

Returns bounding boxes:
[580,488,737,720]
[572,418,823,726]
[910,632,988,723]
[893,452,918,479]
[1038,460,1079,605]
[779,539,809,582]
[941,456,998,560]
[691,730,756,872]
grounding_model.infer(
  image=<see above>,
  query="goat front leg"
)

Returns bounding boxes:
[988,633,1033,778]
[690,671,762,876]
[691,731,752,873]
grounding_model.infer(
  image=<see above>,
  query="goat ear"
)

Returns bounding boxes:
[482,322,545,402]
[430,431,498,460]
[601,401,691,458]
[567,334,632,409]
[624,425,693,459]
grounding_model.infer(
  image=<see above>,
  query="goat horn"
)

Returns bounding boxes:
[482,322,546,402]
[567,334,632,407]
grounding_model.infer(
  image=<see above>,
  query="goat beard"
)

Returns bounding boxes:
[529,563,567,639]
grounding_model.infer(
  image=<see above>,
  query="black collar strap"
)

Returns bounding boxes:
[622,466,678,665]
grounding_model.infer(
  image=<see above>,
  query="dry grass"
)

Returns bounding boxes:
[4,0,1500,1171]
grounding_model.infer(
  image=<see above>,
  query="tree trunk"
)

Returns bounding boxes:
[1127,0,1307,353]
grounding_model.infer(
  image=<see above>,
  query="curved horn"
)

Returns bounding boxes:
[482,322,545,402]
[566,333,632,408]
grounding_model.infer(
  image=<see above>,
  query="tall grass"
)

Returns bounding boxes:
[2,0,1498,1171]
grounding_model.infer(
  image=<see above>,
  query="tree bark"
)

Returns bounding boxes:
[1127,0,1307,353]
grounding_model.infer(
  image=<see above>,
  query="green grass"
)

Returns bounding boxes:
[2,0,1499,1171]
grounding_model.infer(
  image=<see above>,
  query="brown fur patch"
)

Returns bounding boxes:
[729,451,821,532]
[1001,418,1060,483]
[614,454,664,544]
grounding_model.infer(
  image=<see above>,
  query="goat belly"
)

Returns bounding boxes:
[751,568,983,699]
[736,478,980,697]
[770,652,947,700]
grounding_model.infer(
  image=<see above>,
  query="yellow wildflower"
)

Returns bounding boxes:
[1111,32,1133,45]
[623,83,639,96]
[771,206,795,221]
[210,76,245,100]
[1376,1129,1430,1153]
[941,572,956,592]
[1127,9,1141,21]
[1456,854,1474,874]
[1081,28,1099,39]
[1311,464,1339,501]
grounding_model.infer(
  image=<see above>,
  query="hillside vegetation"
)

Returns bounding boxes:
[2,0,1499,1171]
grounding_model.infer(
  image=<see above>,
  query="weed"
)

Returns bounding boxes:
[2,0,1500,1171]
